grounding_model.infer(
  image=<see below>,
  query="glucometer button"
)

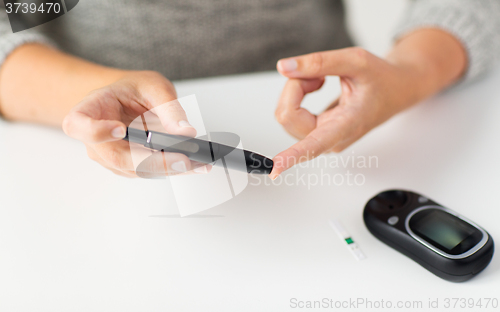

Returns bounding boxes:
[388,216,399,225]
[418,196,428,203]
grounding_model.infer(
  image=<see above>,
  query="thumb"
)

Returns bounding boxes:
[63,111,127,144]
[152,98,197,137]
[139,78,197,137]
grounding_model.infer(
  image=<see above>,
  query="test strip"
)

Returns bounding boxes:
[329,219,367,261]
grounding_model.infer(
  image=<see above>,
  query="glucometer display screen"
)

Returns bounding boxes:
[409,209,483,255]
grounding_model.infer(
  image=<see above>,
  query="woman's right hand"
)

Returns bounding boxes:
[62,70,209,178]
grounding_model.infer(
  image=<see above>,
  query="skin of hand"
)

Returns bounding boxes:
[270,28,467,180]
[0,44,209,177]
[62,71,210,178]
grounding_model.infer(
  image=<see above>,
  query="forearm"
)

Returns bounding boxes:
[387,28,467,106]
[0,44,127,127]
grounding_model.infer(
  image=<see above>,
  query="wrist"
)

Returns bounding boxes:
[89,67,129,87]
[386,28,467,105]
[388,56,437,108]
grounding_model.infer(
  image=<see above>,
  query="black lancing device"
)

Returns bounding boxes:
[123,127,274,174]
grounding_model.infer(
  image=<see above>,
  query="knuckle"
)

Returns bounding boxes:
[332,114,351,130]
[86,148,99,162]
[274,108,283,123]
[61,115,72,136]
[88,125,102,142]
[106,168,124,177]
[140,70,163,80]
[106,148,124,169]
[158,106,185,125]
[275,109,291,125]
[123,170,138,178]
[351,47,371,69]
[331,145,346,153]
[163,101,184,113]
[308,134,329,155]
[141,71,175,90]
[307,53,324,75]
[344,109,366,137]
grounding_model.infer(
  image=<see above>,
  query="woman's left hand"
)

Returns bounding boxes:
[270,45,451,180]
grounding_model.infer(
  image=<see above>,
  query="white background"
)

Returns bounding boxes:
[345,0,409,56]
[2,1,500,311]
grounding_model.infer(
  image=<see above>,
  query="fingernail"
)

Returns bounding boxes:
[278,59,297,72]
[194,165,208,174]
[179,120,194,128]
[171,161,187,173]
[111,127,126,139]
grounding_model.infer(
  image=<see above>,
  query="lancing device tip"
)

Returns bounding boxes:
[329,219,367,261]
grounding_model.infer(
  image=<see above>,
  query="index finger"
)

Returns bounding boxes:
[277,47,371,79]
[275,78,324,139]
[269,113,352,179]
[63,111,127,144]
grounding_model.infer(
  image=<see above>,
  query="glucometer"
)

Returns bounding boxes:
[363,190,494,282]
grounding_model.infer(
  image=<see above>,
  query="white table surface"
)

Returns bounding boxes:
[1,68,500,311]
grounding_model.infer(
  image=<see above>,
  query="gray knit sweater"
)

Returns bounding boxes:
[0,0,499,81]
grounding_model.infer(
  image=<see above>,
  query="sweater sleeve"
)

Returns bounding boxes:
[394,0,500,82]
[0,4,57,68]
